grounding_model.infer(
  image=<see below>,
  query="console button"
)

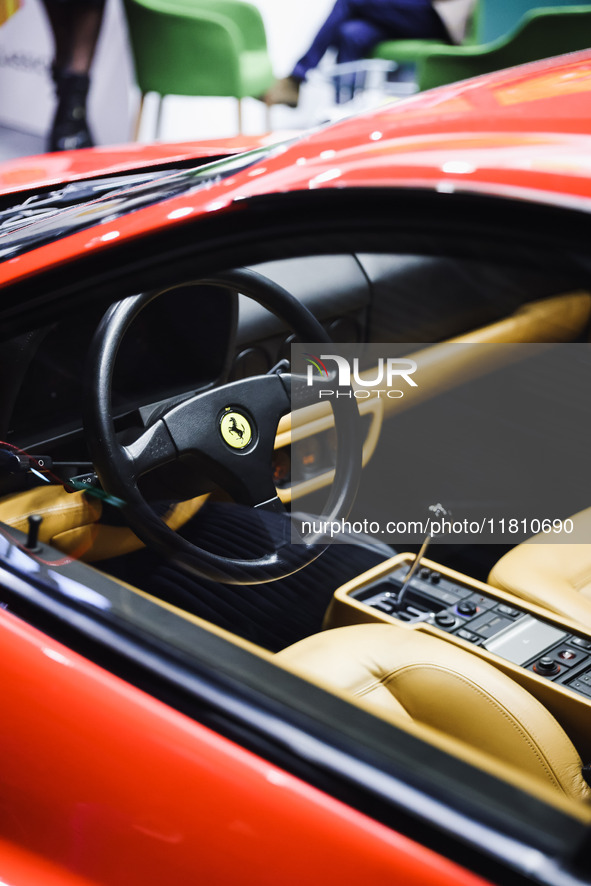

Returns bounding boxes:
[430,572,441,584]
[477,616,512,638]
[457,601,477,617]
[569,637,591,650]
[373,601,395,614]
[435,612,457,628]
[469,612,512,638]
[534,657,560,676]
[550,644,588,667]
[457,628,480,643]
[569,678,591,698]
[468,611,494,632]
[496,604,521,618]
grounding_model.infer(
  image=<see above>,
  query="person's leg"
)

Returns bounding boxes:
[42,0,106,151]
[333,18,388,102]
[42,0,106,74]
[295,0,447,78]
[331,0,449,99]
[40,1,70,72]
[264,0,364,107]
[264,0,449,107]
[292,0,363,81]
[335,17,388,64]
[64,3,106,74]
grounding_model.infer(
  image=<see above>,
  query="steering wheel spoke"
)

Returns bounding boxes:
[122,419,177,479]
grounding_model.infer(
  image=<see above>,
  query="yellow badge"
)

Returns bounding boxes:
[220,411,252,449]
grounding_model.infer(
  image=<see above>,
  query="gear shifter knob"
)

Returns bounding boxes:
[426,502,452,536]
[427,502,452,530]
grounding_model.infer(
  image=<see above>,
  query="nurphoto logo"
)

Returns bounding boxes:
[305,353,418,399]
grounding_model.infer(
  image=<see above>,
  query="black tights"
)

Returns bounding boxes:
[41,0,106,76]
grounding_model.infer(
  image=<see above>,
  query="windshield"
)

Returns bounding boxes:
[0,145,274,261]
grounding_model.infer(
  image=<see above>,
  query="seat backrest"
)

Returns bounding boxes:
[477,0,591,42]
[489,506,591,631]
[276,623,591,804]
[418,5,591,91]
[122,0,272,98]
[150,0,269,49]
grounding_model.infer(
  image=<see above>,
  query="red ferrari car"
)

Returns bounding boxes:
[0,49,591,886]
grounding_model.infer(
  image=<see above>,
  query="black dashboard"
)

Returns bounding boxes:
[6,282,235,445]
[1,250,578,452]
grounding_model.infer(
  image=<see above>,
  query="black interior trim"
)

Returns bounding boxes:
[1,188,590,340]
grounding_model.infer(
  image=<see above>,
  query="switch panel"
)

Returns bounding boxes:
[352,563,591,701]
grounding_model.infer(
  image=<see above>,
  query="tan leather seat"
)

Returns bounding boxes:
[0,485,207,562]
[276,623,591,803]
[488,508,591,632]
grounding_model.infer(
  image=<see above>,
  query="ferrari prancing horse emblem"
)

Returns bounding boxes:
[220,410,253,449]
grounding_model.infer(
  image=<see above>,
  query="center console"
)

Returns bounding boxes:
[324,554,591,737]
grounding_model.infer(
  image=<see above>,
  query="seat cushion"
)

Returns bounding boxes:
[276,623,591,803]
[488,507,591,631]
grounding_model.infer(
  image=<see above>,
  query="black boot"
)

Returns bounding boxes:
[48,70,94,152]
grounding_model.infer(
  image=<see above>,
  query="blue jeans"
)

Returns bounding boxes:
[292,0,449,80]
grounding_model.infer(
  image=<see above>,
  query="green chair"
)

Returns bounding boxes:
[371,1,481,72]
[371,0,591,83]
[123,0,274,137]
[417,5,591,91]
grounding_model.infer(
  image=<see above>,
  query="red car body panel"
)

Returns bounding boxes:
[2,52,591,288]
[0,135,275,196]
[0,607,491,886]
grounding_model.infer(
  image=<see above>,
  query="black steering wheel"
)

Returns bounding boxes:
[85,268,362,584]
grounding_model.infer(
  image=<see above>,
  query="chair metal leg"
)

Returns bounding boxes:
[155,94,164,140]
[237,98,243,135]
[134,92,146,142]
[264,102,271,133]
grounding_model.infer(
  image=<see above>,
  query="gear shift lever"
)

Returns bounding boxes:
[396,503,452,611]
